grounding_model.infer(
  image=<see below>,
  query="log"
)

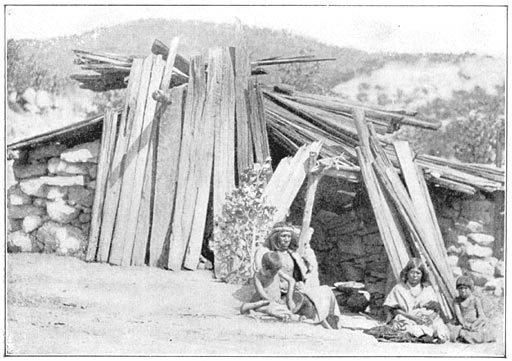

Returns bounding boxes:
[96,58,144,262]
[151,39,190,77]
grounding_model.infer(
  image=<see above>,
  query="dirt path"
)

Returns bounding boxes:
[5,254,504,356]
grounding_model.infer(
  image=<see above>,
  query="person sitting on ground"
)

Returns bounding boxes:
[448,276,495,344]
[240,252,300,321]
[383,258,449,342]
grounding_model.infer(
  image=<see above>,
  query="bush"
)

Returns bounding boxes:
[213,161,276,284]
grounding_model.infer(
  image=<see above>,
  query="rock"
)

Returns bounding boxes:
[13,162,47,179]
[48,157,89,176]
[82,207,92,214]
[468,233,494,247]
[33,198,47,208]
[447,245,462,255]
[8,205,45,219]
[8,186,32,205]
[28,143,67,162]
[456,235,469,246]
[495,261,505,277]
[338,237,365,256]
[81,223,91,234]
[7,230,33,252]
[447,255,459,267]
[465,221,484,233]
[88,164,98,179]
[87,181,96,190]
[22,215,43,233]
[35,221,85,255]
[67,186,94,207]
[451,266,463,278]
[486,257,498,267]
[20,176,84,197]
[46,186,68,200]
[8,219,22,232]
[70,218,82,228]
[79,213,91,223]
[47,199,79,223]
[467,258,495,275]
[61,140,100,163]
[465,244,493,258]
[468,271,494,287]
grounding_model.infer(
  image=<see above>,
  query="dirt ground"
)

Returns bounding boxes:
[5,253,505,356]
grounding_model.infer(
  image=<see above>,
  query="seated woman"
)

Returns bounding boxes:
[253,222,339,328]
[384,258,450,342]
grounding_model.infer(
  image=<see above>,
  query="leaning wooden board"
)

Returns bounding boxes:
[148,85,186,267]
[167,55,207,270]
[85,109,119,261]
[96,58,144,262]
[108,55,156,265]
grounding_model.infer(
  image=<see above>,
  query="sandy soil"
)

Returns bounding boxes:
[5,253,505,356]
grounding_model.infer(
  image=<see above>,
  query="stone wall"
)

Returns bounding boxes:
[7,140,100,257]
[288,177,504,318]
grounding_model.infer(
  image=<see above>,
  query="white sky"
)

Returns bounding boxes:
[4,4,507,56]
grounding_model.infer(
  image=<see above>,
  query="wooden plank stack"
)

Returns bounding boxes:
[85,41,270,270]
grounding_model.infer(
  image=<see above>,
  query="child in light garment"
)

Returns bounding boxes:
[240,252,302,321]
[449,276,495,343]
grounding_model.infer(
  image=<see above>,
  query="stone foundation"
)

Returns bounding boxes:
[7,140,100,257]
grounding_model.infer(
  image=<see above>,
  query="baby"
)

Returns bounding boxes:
[240,252,300,321]
[449,276,495,343]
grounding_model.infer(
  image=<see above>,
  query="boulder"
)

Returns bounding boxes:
[82,207,92,214]
[67,186,93,207]
[87,181,96,190]
[22,215,43,233]
[13,162,47,179]
[35,221,85,255]
[47,157,89,176]
[8,186,32,205]
[46,186,68,200]
[468,271,494,287]
[465,244,493,258]
[486,257,498,267]
[61,140,100,163]
[8,205,45,219]
[79,213,91,223]
[47,199,79,223]
[446,245,462,255]
[7,230,33,252]
[465,221,484,233]
[33,198,47,208]
[467,258,495,275]
[468,233,494,247]
[43,175,85,187]
[495,261,505,278]
[28,143,67,162]
[447,255,459,267]
[456,235,469,246]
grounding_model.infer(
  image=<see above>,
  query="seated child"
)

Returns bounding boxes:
[240,252,301,321]
[448,276,496,343]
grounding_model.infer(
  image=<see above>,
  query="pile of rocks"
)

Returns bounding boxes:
[7,140,100,257]
[435,191,504,296]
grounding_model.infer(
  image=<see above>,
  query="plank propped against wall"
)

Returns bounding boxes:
[86,109,119,261]
[167,55,208,270]
[96,58,144,263]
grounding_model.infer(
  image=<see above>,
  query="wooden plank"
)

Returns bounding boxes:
[233,46,252,176]
[120,56,166,267]
[96,58,144,262]
[131,38,182,266]
[212,47,236,223]
[182,48,223,270]
[107,55,156,265]
[247,81,265,163]
[148,86,186,267]
[255,84,270,160]
[86,109,119,261]
[167,55,208,270]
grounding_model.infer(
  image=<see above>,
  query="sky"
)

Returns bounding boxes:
[5,4,507,56]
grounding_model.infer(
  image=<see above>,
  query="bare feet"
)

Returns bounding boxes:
[240,300,271,314]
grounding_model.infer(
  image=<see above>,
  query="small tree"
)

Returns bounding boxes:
[213,161,276,285]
